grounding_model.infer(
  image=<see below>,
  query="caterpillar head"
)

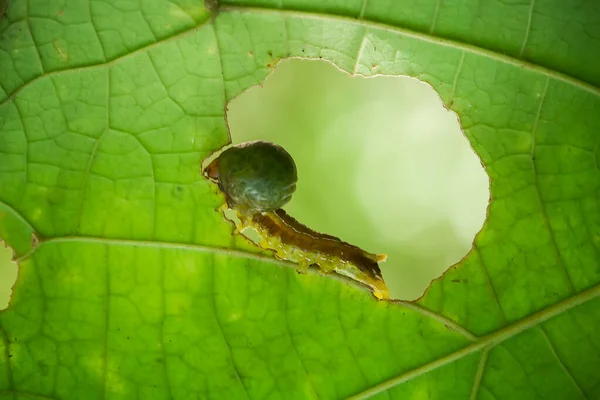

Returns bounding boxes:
[205,141,297,213]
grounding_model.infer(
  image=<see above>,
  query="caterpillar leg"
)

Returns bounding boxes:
[295,260,312,274]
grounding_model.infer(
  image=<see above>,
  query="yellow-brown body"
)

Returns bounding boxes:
[231,208,390,300]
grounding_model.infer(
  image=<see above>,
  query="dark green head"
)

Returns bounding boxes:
[206,141,297,213]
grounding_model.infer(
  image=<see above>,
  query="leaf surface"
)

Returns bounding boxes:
[0,1,599,399]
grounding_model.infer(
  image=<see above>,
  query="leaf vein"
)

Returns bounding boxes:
[0,19,212,108]
[209,256,252,400]
[469,347,489,400]
[160,253,174,400]
[9,234,476,342]
[211,21,230,116]
[0,200,36,239]
[429,0,442,34]
[473,243,507,324]
[0,326,14,391]
[336,284,370,387]
[393,300,477,341]
[75,131,105,233]
[99,248,110,400]
[358,0,368,19]
[530,76,576,292]
[24,0,44,75]
[353,32,369,75]
[520,0,536,57]
[538,326,589,399]
[87,0,107,62]
[284,273,321,399]
[348,282,600,399]
[449,51,465,101]
[218,5,600,96]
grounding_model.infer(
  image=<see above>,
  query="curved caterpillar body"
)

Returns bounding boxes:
[204,141,390,300]
[233,208,389,300]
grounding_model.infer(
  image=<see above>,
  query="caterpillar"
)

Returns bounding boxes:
[204,141,390,300]
[205,140,297,213]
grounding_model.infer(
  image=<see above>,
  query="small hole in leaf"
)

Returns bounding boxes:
[226,59,490,300]
[0,243,17,310]
[221,208,263,245]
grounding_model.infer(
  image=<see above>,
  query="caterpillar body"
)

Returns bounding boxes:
[235,208,389,299]
[204,141,390,300]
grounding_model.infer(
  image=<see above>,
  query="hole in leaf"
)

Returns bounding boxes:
[226,59,490,300]
[0,242,17,310]
[220,208,263,245]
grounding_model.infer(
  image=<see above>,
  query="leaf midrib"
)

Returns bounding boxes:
[12,232,473,340]
[349,282,600,399]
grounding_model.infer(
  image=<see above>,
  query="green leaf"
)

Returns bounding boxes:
[1,1,599,399]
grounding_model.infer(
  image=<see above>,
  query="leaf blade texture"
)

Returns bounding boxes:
[0,1,599,399]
